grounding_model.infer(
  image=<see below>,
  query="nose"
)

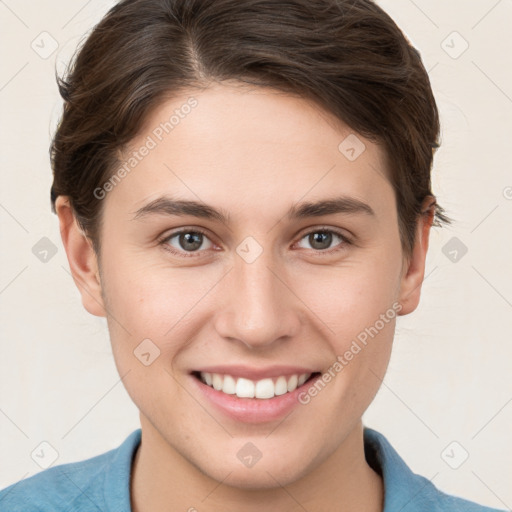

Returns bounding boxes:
[213,246,301,350]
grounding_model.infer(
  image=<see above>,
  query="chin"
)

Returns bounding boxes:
[221,466,300,490]
[196,450,312,491]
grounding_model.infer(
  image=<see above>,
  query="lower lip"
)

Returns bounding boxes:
[190,373,321,424]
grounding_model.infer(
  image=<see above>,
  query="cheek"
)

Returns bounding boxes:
[292,256,401,341]
[99,263,200,415]
[100,259,222,359]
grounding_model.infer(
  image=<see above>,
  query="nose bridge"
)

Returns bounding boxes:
[215,244,299,348]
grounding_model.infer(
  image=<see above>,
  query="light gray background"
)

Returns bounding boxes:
[0,0,511,508]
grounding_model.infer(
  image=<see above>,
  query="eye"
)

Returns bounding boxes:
[159,228,215,257]
[158,226,352,258]
[295,228,351,253]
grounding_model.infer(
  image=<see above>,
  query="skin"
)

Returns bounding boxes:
[56,82,434,512]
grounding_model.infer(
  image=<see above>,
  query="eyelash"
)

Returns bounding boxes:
[158,226,352,258]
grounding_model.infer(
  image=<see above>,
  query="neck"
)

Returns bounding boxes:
[130,417,383,512]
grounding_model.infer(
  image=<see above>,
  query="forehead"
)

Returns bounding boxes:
[110,83,393,221]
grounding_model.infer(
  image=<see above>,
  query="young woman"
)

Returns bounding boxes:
[0,0,505,510]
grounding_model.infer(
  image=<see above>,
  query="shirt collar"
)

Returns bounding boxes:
[104,428,142,511]
[364,426,438,511]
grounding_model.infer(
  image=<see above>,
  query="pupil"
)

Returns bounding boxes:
[180,232,202,251]
[177,232,333,252]
[310,232,331,250]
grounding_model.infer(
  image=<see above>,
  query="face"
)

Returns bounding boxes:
[58,82,429,489]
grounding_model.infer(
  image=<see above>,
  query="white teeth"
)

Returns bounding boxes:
[287,374,298,392]
[236,377,255,398]
[274,376,288,396]
[212,373,223,391]
[199,372,312,399]
[222,375,236,394]
[255,378,274,399]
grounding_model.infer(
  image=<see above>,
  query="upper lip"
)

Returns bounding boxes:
[192,365,318,381]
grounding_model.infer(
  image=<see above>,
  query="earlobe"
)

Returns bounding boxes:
[397,199,435,316]
[55,196,106,317]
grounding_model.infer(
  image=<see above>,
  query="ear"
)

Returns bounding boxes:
[55,196,106,317]
[397,197,436,316]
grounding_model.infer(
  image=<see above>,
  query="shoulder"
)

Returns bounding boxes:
[363,427,506,512]
[0,429,141,512]
[0,452,111,511]
[407,471,505,512]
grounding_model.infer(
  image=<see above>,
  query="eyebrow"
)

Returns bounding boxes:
[131,195,375,223]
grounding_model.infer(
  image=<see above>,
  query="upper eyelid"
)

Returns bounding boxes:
[298,226,350,239]
[161,226,350,253]
[162,225,349,241]
[293,228,351,250]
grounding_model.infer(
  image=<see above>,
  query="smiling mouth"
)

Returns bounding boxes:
[191,371,321,399]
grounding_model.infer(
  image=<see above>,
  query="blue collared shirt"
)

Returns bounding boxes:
[0,427,506,511]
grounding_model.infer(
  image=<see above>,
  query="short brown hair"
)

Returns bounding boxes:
[50,0,451,257]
